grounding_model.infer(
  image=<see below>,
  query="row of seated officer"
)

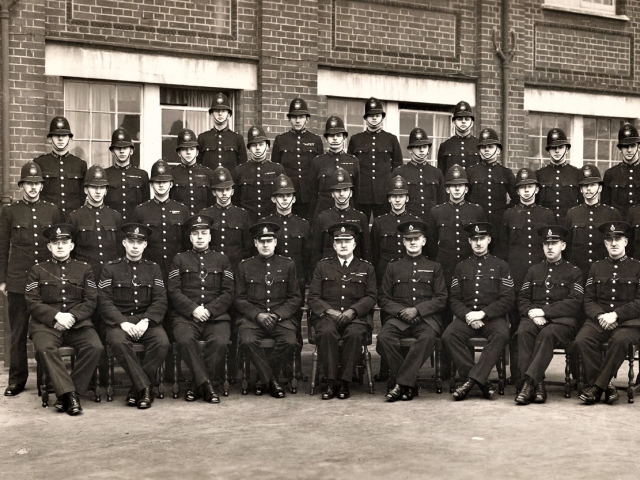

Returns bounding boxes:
[24,214,640,415]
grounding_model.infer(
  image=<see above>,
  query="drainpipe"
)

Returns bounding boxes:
[1,0,17,206]
[493,0,517,167]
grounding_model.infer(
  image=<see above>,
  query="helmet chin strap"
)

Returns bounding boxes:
[366,120,383,132]
[410,150,429,163]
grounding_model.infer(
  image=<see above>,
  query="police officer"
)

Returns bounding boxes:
[426,165,486,285]
[602,123,640,220]
[392,128,445,221]
[309,115,360,220]
[169,215,235,404]
[347,97,403,220]
[308,223,377,400]
[197,92,247,171]
[171,128,216,216]
[437,101,481,176]
[232,126,285,223]
[515,226,583,405]
[466,127,517,247]
[535,128,581,226]
[576,221,640,405]
[271,97,325,221]
[104,128,149,223]
[68,165,123,283]
[98,224,169,409]
[311,167,372,270]
[34,116,87,218]
[565,164,622,283]
[199,166,252,271]
[25,224,103,415]
[0,162,64,396]
[442,222,515,401]
[377,221,448,402]
[234,223,302,398]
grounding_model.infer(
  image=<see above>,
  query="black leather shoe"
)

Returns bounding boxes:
[254,380,266,396]
[337,380,350,400]
[452,379,475,401]
[534,381,547,404]
[126,387,138,407]
[66,392,83,416]
[269,379,285,398]
[184,388,197,402]
[53,394,68,413]
[137,388,152,409]
[322,381,337,400]
[515,381,535,405]
[202,381,220,404]
[605,383,619,405]
[4,383,25,396]
[401,386,415,401]
[385,383,403,402]
[480,381,497,400]
[579,385,602,405]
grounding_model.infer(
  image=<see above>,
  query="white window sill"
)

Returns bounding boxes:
[542,4,629,21]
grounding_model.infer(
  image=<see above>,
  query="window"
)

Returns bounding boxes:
[65,81,142,168]
[583,117,633,172]
[161,88,234,164]
[526,113,573,169]
[326,98,373,151]
[545,0,615,15]
[398,105,453,166]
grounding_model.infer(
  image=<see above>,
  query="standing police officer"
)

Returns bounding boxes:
[271,97,325,221]
[437,101,480,176]
[602,123,640,220]
[197,92,247,171]
[347,97,403,220]
[25,224,103,415]
[0,162,64,396]
[34,116,87,218]
[392,128,445,221]
[104,128,149,223]
[535,128,581,226]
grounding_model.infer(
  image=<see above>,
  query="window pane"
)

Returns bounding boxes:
[162,110,184,135]
[65,82,90,111]
[162,137,179,164]
[557,116,572,136]
[584,140,596,159]
[70,141,90,162]
[91,84,116,112]
[597,140,610,160]
[92,113,115,140]
[583,118,596,139]
[91,142,111,167]
[185,110,209,136]
[418,112,434,133]
[66,111,91,139]
[327,99,344,118]
[529,136,540,159]
[596,118,610,139]
[118,85,141,113]
[119,114,141,141]
[346,99,362,119]
[542,115,557,132]
[399,111,415,134]
[527,114,541,136]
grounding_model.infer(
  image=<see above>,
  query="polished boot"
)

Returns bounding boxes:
[337,380,350,400]
[137,387,152,409]
[385,383,403,402]
[254,380,266,396]
[401,386,415,401]
[452,378,475,401]
[322,380,337,400]
[269,378,285,398]
[533,381,547,404]
[604,383,619,405]
[4,383,25,396]
[480,381,497,400]
[202,380,220,404]
[579,385,603,405]
[515,381,535,405]
[126,387,138,407]
[53,394,69,413]
[66,392,83,416]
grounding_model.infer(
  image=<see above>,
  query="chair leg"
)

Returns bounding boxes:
[577,353,585,394]
[435,344,443,394]
[449,357,456,393]
[241,347,249,395]
[41,353,49,408]
[158,362,165,399]
[364,345,374,394]
[106,355,114,402]
[564,353,572,398]
[172,347,179,399]
[497,351,505,395]
[223,350,230,397]
[94,367,101,402]
[37,355,43,397]
[310,348,318,395]
[628,345,635,404]
[290,351,298,394]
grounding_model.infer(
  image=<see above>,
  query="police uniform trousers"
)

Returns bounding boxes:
[173,320,230,387]
[314,318,369,383]
[442,317,510,384]
[516,319,575,384]
[575,323,640,390]
[357,203,389,223]
[238,321,299,383]
[32,326,103,397]
[105,325,170,392]
[376,321,439,387]
[7,293,30,386]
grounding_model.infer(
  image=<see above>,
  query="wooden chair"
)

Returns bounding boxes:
[307,320,374,396]
[171,340,231,398]
[37,347,101,407]
[578,342,637,404]
[385,337,444,395]
[105,343,165,402]
[449,338,508,395]
[239,338,298,395]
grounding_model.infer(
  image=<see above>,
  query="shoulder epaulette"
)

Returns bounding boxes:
[358,258,373,265]
[42,201,57,207]
[144,259,158,266]
[137,199,152,208]
[319,256,334,262]
[33,153,49,161]
[108,258,122,265]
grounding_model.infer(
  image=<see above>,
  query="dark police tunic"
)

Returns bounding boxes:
[199,203,252,271]
[371,210,421,286]
[262,212,311,286]
[133,199,190,280]
[104,165,150,223]
[535,163,582,225]
[26,258,102,396]
[426,201,486,284]
[232,160,285,223]
[392,161,446,221]
[347,130,403,207]
[197,126,247,172]
[499,203,556,289]
[68,204,123,282]
[170,162,215,216]
[602,161,640,220]
[627,205,640,260]
[309,151,360,220]
[437,135,481,176]
[34,152,87,218]
[565,203,622,282]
